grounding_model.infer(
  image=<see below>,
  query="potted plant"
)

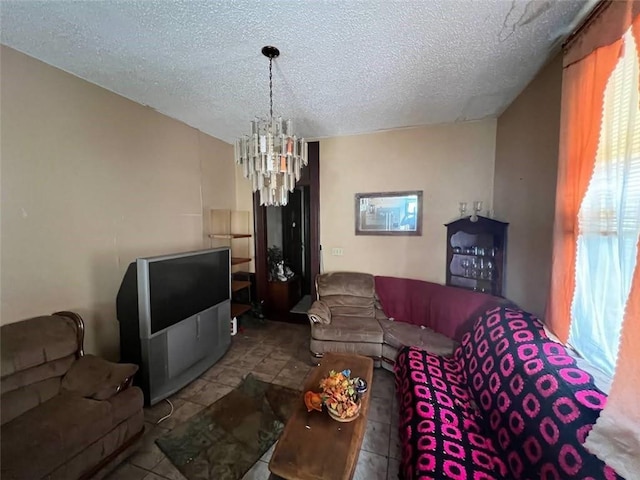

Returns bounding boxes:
[267,246,283,281]
[267,246,294,282]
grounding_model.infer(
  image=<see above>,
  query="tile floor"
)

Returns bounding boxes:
[106,320,400,480]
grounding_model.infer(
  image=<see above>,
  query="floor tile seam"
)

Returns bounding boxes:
[149,465,185,480]
[387,417,394,459]
[128,457,165,476]
[182,382,233,396]
[215,379,245,388]
[188,398,218,407]
[129,459,163,474]
[370,393,394,400]
[360,445,392,458]
[173,379,217,397]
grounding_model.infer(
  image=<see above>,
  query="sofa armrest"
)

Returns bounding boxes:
[307,300,332,325]
[374,297,388,321]
[61,354,138,400]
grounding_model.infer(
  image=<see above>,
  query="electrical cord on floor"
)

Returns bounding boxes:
[156,398,174,424]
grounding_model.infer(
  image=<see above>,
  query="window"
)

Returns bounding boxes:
[569,29,640,377]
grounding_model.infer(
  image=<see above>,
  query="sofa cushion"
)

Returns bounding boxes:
[455,305,622,479]
[310,339,382,358]
[1,315,78,377]
[311,316,383,343]
[323,301,374,318]
[48,410,144,480]
[106,386,145,429]
[1,393,114,479]
[321,295,375,309]
[61,354,138,400]
[1,377,62,426]
[378,319,457,356]
[1,354,75,395]
[395,346,507,479]
[317,272,375,298]
[382,343,400,364]
[320,294,375,318]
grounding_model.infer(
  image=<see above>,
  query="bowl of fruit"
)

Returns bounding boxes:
[319,369,361,422]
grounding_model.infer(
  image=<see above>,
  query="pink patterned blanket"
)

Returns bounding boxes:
[394,305,621,479]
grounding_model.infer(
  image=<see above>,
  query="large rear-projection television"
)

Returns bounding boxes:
[117,248,231,405]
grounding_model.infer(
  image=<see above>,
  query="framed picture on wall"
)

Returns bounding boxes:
[354,191,423,236]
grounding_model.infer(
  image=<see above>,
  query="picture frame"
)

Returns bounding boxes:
[354,190,423,236]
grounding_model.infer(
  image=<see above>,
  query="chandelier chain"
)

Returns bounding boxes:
[269,58,273,120]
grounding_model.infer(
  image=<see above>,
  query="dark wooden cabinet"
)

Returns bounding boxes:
[266,276,302,313]
[445,216,508,296]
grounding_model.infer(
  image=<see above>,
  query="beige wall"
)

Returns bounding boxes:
[319,121,497,282]
[0,46,235,359]
[493,54,563,318]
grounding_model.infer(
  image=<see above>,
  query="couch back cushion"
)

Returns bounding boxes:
[1,377,63,425]
[1,315,79,424]
[317,272,375,317]
[374,276,501,340]
[454,305,621,479]
[1,315,78,377]
[317,272,375,297]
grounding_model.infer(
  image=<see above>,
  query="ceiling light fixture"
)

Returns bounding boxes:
[235,46,307,207]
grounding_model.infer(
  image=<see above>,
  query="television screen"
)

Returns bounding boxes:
[148,250,230,334]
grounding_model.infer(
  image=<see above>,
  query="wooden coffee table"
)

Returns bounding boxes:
[269,352,374,480]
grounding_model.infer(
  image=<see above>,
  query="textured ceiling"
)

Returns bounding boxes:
[1,0,591,143]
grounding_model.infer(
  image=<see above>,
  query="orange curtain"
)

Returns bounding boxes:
[611,11,640,423]
[546,41,621,342]
[586,13,640,476]
[549,1,640,476]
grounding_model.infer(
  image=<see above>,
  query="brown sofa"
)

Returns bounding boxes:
[307,272,504,370]
[1,311,145,480]
[307,272,459,369]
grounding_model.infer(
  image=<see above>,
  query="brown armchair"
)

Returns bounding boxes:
[1,311,144,480]
[308,272,386,363]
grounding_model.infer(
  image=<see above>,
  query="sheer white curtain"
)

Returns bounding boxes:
[570,29,640,377]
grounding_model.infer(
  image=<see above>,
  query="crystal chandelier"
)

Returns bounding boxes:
[235,46,308,207]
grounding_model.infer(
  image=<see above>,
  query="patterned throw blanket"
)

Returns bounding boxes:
[395,305,622,479]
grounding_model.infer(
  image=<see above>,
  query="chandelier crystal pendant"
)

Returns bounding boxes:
[235,46,308,207]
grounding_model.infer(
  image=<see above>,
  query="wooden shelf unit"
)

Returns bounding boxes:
[231,303,252,318]
[232,280,252,292]
[231,257,252,266]
[209,209,253,318]
[209,233,252,239]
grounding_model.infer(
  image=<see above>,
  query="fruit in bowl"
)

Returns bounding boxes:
[319,369,361,422]
[325,400,361,422]
[304,391,323,412]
